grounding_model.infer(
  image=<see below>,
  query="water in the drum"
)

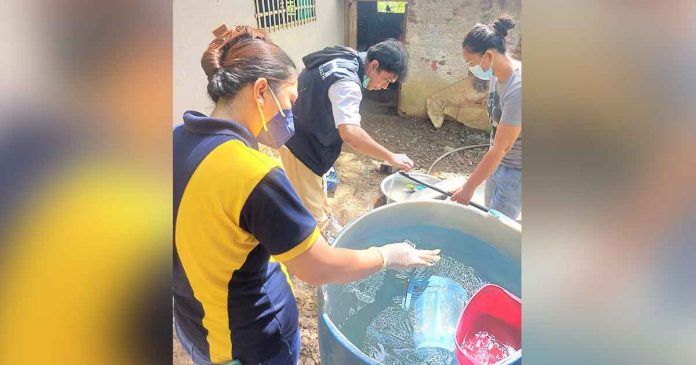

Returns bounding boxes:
[340,251,487,365]
[461,331,517,365]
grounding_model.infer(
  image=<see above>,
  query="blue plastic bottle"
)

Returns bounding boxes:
[412,275,467,352]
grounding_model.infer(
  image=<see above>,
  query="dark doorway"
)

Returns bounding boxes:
[357,2,405,51]
[356,1,407,113]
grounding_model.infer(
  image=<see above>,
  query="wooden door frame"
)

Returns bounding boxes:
[396,1,408,115]
[345,0,358,49]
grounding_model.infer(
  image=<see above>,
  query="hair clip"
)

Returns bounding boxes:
[208,25,253,51]
[212,24,229,37]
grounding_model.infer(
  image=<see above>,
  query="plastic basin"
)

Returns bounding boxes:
[455,284,522,365]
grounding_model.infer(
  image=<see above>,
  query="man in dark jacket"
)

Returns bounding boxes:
[279,40,413,239]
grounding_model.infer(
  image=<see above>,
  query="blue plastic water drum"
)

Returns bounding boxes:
[318,201,521,365]
[412,275,468,352]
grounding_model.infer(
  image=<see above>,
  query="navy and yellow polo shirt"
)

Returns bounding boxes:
[173,111,319,364]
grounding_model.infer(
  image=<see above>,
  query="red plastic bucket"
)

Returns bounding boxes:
[455,284,521,365]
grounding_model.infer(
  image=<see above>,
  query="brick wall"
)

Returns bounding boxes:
[399,0,521,121]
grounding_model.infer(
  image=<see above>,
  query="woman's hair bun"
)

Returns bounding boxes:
[207,69,242,102]
[198,25,295,102]
[492,15,515,37]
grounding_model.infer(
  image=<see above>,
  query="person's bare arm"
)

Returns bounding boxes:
[338,124,413,171]
[451,123,521,204]
[283,235,440,285]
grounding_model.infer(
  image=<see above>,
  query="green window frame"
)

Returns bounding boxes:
[254,0,317,32]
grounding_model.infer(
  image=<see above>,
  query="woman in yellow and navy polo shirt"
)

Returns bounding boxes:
[173,26,441,365]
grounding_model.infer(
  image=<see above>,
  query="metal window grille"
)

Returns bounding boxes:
[254,0,317,32]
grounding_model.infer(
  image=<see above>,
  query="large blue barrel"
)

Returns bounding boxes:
[317,200,521,364]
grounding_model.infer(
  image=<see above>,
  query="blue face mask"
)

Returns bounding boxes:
[469,53,494,80]
[256,88,295,149]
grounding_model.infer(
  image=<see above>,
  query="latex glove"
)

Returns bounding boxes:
[374,242,441,271]
[387,153,414,172]
[450,184,475,205]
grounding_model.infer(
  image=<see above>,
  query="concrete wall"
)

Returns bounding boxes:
[399,0,521,118]
[173,0,345,120]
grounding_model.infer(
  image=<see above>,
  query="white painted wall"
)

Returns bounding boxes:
[173,0,345,122]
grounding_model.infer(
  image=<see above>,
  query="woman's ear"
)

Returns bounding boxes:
[485,50,496,68]
[488,50,497,61]
[253,78,268,105]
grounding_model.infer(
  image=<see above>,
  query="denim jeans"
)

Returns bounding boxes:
[485,164,522,220]
[175,321,301,365]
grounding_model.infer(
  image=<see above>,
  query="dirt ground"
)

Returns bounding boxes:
[173,100,488,365]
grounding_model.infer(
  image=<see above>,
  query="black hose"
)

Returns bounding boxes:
[397,171,489,213]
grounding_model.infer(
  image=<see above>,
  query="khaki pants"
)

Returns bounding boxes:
[279,146,332,227]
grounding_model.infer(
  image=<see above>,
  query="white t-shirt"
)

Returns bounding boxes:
[327,80,363,128]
